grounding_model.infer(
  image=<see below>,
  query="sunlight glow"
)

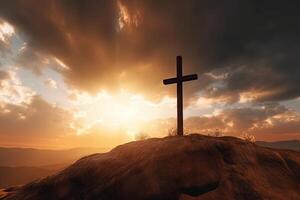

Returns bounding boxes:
[68,90,175,136]
[54,58,70,70]
[266,118,273,125]
[195,97,214,108]
[117,1,141,31]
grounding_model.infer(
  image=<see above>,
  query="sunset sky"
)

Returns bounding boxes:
[0,0,299,149]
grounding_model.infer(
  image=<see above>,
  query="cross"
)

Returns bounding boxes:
[163,56,198,136]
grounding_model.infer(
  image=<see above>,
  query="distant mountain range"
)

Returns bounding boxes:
[0,147,110,188]
[0,166,56,188]
[0,147,109,167]
[1,140,298,168]
[256,140,300,151]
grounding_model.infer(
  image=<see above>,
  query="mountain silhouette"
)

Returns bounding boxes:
[0,166,56,189]
[1,134,300,200]
[0,147,108,167]
[256,140,300,152]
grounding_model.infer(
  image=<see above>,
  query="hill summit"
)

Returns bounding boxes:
[2,134,300,200]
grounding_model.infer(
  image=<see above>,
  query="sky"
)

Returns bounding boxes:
[0,0,299,149]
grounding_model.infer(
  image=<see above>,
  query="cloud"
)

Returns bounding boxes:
[44,78,58,89]
[0,70,9,81]
[0,92,135,148]
[250,110,300,135]
[185,103,300,139]
[220,103,288,133]
[0,0,299,103]
[15,45,50,75]
[1,95,125,149]
[0,19,14,56]
[0,19,14,43]
[203,63,300,103]
[0,96,73,148]
[0,69,36,106]
[0,0,120,94]
[14,43,71,76]
[143,103,300,140]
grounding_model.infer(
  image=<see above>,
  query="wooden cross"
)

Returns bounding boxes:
[163,56,198,136]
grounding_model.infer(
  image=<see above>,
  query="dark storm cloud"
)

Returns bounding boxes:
[0,0,119,91]
[0,0,299,102]
[120,0,300,102]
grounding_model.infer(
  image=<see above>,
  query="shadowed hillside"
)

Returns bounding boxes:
[1,135,300,200]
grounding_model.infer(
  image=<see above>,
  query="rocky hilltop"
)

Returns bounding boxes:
[2,135,300,200]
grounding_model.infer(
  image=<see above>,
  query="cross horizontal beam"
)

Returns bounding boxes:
[163,74,198,85]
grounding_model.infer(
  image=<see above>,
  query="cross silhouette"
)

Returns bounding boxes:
[163,56,198,136]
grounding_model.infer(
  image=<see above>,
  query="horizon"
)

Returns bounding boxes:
[0,134,299,150]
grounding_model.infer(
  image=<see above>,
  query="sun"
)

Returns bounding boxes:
[109,102,138,124]
[69,90,156,136]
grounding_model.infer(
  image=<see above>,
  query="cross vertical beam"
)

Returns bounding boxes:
[163,56,198,136]
[177,56,183,136]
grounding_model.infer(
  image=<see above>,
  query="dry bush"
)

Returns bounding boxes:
[241,133,256,143]
[134,131,149,141]
[168,128,177,136]
[168,127,193,136]
[212,129,223,137]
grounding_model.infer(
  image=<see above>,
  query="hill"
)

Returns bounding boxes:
[1,135,300,200]
[256,140,300,151]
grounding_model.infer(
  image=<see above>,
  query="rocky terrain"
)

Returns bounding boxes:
[1,134,300,200]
